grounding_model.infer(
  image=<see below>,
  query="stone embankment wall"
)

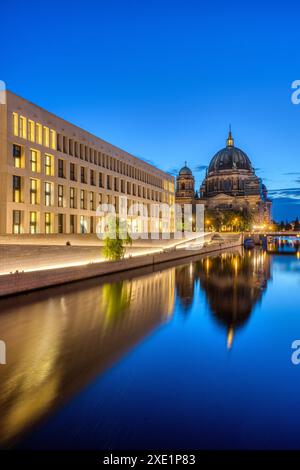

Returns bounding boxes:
[0,235,242,297]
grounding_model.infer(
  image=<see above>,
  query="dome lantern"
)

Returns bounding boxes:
[226,125,234,147]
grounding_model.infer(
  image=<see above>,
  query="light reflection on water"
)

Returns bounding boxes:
[0,248,300,449]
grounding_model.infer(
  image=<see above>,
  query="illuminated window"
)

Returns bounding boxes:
[13,210,21,234]
[13,144,22,168]
[30,211,37,234]
[30,179,38,204]
[13,113,19,136]
[30,149,39,172]
[36,123,42,144]
[19,116,27,139]
[50,129,56,150]
[44,182,52,206]
[80,189,86,209]
[43,126,50,147]
[90,191,94,210]
[45,154,53,176]
[13,175,21,202]
[58,184,64,207]
[70,187,76,208]
[45,212,52,234]
[80,215,87,234]
[28,120,35,142]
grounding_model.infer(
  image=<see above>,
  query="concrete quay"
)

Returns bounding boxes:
[0,234,243,297]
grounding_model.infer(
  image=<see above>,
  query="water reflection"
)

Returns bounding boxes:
[195,250,271,348]
[0,269,175,446]
[0,248,272,447]
[268,235,300,254]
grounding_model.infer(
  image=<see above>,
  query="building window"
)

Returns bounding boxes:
[43,126,50,147]
[30,211,37,234]
[58,184,64,207]
[80,215,87,234]
[90,170,95,186]
[70,187,76,208]
[50,130,56,150]
[45,154,53,176]
[28,120,35,142]
[13,113,19,136]
[30,149,39,172]
[90,192,94,210]
[81,167,86,184]
[69,140,74,156]
[80,189,86,209]
[13,144,22,168]
[13,210,21,234]
[58,214,64,234]
[45,212,52,234]
[45,182,52,206]
[99,172,103,188]
[58,159,65,178]
[13,175,21,202]
[19,116,27,139]
[70,162,76,181]
[36,123,42,145]
[30,179,38,204]
[63,136,68,154]
[70,214,76,234]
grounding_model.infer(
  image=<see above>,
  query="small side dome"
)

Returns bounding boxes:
[179,161,193,176]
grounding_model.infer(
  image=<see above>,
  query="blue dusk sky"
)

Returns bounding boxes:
[1,0,300,221]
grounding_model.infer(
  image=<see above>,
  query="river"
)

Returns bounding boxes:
[0,248,300,449]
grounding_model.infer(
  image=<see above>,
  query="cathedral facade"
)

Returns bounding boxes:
[175,129,272,229]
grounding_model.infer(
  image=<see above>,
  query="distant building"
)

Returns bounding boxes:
[176,129,272,227]
[0,90,175,235]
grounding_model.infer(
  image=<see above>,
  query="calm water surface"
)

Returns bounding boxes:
[1,248,300,450]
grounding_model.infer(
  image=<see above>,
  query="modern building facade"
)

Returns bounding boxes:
[176,129,272,228]
[0,90,175,235]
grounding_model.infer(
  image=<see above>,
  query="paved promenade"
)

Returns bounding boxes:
[0,233,243,297]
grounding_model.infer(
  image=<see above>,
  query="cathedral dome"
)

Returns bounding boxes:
[208,129,253,174]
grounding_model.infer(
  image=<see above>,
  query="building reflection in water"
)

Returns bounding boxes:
[195,249,271,348]
[0,268,175,446]
[175,263,196,315]
[0,249,271,447]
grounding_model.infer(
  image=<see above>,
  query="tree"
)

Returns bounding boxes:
[205,208,253,232]
[294,217,300,231]
[103,216,132,261]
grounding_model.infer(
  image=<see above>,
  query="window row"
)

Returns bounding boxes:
[12,113,56,149]
[12,146,165,201]
[13,210,94,234]
[12,113,166,189]
[12,176,166,208]
[56,132,163,188]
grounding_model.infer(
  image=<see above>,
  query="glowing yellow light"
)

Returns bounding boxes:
[227,327,234,349]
